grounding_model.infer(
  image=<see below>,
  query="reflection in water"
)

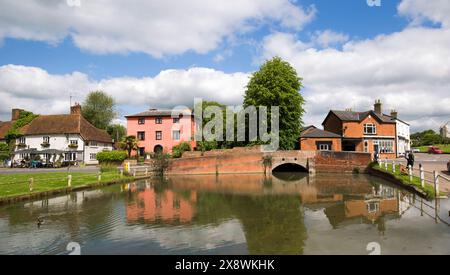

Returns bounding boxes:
[0,173,450,255]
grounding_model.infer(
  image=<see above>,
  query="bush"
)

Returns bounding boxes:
[97,151,128,163]
[172,142,192,158]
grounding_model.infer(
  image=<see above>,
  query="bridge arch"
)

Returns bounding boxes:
[272,163,308,173]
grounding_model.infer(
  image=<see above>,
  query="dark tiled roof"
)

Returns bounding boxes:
[329,110,395,124]
[300,126,341,138]
[125,109,192,118]
[0,121,13,140]
[20,115,112,143]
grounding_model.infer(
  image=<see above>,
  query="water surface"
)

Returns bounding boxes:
[1,173,449,255]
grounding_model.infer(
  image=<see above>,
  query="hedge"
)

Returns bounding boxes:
[96,151,128,163]
[172,142,192,158]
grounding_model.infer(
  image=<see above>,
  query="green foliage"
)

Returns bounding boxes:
[96,151,128,163]
[107,124,127,142]
[153,153,170,176]
[172,142,192,158]
[244,57,305,150]
[4,111,38,142]
[120,135,139,158]
[195,100,243,151]
[411,129,449,147]
[82,91,116,130]
[0,143,9,161]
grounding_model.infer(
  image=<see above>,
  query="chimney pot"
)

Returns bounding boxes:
[374,100,382,115]
[71,103,82,115]
[11,108,24,121]
[391,110,398,119]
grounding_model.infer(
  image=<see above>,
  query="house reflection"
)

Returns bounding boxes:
[125,181,197,224]
[124,174,405,234]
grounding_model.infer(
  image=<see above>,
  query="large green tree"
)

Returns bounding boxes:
[107,124,127,142]
[244,57,305,150]
[82,91,116,130]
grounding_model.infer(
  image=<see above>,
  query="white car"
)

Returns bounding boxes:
[412,148,421,153]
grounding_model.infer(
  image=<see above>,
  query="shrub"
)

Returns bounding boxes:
[172,142,192,158]
[96,150,128,163]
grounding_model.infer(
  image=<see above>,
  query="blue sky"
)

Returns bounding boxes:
[0,0,407,79]
[0,0,449,132]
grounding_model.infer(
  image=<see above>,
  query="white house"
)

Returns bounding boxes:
[11,104,113,165]
[388,110,410,157]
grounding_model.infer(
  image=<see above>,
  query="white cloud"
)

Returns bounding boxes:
[0,0,315,57]
[0,64,249,120]
[257,0,450,132]
[398,0,450,27]
[311,30,349,48]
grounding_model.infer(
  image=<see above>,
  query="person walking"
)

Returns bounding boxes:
[406,151,415,170]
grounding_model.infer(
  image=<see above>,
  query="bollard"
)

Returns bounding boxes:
[392,161,396,174]
[419,164,425,188]
[29,178,34,192]
[120,169,123,178]
[68,175,72,187]
[385,159,388,171]
[98,172,102,182]
[133,169,136,177]
[434,171,440,197]
[145,168,148,176]
[408,165,413,182]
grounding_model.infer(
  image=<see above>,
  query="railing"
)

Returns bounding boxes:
[120,165,155,178]
[378,158,449,198]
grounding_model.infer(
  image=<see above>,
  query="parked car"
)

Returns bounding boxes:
[428,146,444,154]
[412,148,421,153]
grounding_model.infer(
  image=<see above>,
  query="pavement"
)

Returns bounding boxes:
[391,153,450,193]
[0,166,99,175]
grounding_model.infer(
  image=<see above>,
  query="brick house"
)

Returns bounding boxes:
[321,100,398,159]
[299,126,342,151]
[125,108,196,155]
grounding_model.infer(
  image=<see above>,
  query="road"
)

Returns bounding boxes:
[393,153,450,193]
[0,166,100,175]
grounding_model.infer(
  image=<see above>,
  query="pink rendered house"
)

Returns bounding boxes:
[125,108,197,155]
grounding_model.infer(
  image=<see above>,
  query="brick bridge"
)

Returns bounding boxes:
[167,146,371,175]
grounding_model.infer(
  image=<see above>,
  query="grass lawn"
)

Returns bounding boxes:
[415,144,450,154]
[373,163,437,198]
[0,171,131,199]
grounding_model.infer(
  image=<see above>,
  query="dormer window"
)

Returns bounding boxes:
[364,124,377,135]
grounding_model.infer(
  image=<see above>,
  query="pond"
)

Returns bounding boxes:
[1,173,450,255]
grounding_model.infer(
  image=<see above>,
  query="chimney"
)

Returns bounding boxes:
[71,103,82,115]
[374,99,382,115]
[11,109,23,121]
[390,110,398,119]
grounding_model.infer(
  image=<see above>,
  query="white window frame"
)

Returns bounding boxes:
[65,152,77,161]
[364,123,377,135]
[319,144,330,151]
[70,140,78,146]
[19,137,26,144]
[43,136,50,143]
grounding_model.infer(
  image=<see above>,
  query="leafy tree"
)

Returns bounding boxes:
[120,135,138,158]
[0,143,9,161]
[244,57,305,150]
[107,124,127,142]
[82,91,116,130]
[195,100,244,151]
